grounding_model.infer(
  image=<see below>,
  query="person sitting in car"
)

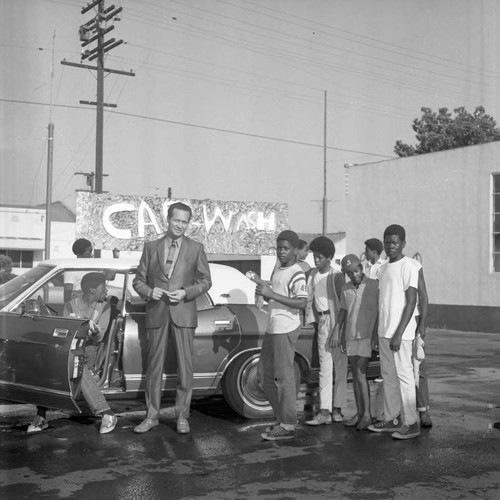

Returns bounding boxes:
[27,272,117,434]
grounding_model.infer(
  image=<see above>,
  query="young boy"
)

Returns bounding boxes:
[297,239,312,275]
[257,230,308,441]
[363,238,387,280]
[412,258,433,428]
[368,224,420,440]
[332,254,379,430]
[304,236,347,426]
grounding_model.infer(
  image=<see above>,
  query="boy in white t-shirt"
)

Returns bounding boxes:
[368,224,420,440]
[257,230,307,441]
[304,236,346,425]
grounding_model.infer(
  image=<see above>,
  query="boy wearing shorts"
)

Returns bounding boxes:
[332,254,379,430]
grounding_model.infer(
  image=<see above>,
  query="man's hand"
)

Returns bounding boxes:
[326,328,340,352]
[416,324,427,339]
[166,289,187,304]
[256,283,272,300]
[88,319,100,335]
[340,336,346,354]
[390,333,403,352]
[150,287,166,300]
[371,335,379,352]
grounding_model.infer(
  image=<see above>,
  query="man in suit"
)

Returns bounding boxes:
[132,202,212,434]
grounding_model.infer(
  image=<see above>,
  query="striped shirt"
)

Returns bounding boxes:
[267,263,307,334]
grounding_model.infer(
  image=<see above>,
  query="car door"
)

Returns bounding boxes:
[0,311,87,413]
[191,298,242,391]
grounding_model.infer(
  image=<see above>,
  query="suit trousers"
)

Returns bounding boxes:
[379,337,418,426]
[145,313,195,421]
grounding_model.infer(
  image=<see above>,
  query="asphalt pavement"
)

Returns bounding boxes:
[1,328,499,500]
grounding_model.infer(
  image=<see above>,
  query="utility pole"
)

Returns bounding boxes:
[44,123,54,260]
[322,90,328,236]
[61,0,134,194]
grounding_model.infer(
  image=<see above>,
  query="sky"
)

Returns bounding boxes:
[1,0,499,234]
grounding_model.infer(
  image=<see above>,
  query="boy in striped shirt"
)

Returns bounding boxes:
[257,230,308,441]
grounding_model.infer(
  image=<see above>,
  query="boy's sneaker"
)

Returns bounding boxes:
[100,414,117,434]
[392,422,420,440]
[261,424,295,441]
[265,420,281,432]
[419,411,433,428]
[368,415,402,433]
[305,412,332,426]
[332,410,344,423]
[27,415,49,433]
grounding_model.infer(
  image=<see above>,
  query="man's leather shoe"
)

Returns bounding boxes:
[177,419,190,434]
[134,418,159,434]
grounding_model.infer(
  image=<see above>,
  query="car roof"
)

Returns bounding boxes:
[36,259,255,305]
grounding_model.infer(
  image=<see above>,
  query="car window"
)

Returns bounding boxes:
[10,269,129,318]
[0,265,55,310]
[196,293,213,311]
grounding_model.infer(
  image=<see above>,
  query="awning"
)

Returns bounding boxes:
[0,236,45,250]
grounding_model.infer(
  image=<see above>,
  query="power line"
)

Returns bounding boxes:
[0,97,395,158]
[125,3,497,111]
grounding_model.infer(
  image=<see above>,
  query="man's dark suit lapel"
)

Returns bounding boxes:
[154,236,169,278]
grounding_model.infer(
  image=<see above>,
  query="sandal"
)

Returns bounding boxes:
[344,414,360,427]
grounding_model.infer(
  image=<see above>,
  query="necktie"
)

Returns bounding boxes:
[165,240,177,277]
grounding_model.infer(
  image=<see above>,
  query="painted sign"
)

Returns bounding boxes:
[76,192,288,255]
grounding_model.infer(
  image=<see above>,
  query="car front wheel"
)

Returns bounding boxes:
[221,351,300,419]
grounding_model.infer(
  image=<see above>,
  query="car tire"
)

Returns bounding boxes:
[221,350,301,419]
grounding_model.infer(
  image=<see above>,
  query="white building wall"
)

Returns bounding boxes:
[345,142,500,308]
[0,207,45,248]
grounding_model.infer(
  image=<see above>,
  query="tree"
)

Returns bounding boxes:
[394,106,500,157]
[0,254,16,284]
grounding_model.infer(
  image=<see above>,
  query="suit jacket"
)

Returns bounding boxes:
[305,267,345,326]
[133,235,212,329]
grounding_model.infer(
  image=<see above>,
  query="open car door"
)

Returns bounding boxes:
[0,311,87,413]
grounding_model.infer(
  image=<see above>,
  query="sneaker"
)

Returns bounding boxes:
[265,420,281,432]
[177,419,190,434]
[419,411,433,428]
[261,424,295,441]
[27,415,49,433]
[134,418,160,434]
[368,415,402,433]
[392,422,420,440]
[100,414,117,434]
[332,410,344,423]
[305,412,332,426]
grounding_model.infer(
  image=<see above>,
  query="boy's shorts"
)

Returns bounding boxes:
[346,338,372,358]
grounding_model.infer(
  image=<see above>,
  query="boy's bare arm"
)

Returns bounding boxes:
[390,286,417,351]
[416,268,429,337]
[371,313,379,350]
[257,282,307,310]
[327,308,346,351]
[333,272,346,299]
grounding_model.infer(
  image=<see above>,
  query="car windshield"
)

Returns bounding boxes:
[0,265,55,310]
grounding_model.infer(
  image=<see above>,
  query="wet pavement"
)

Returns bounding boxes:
[1,329,499,499]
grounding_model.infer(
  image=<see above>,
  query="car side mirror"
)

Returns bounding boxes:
[21,299,42,316]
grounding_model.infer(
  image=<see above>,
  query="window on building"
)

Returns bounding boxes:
[0,250,34,269]
[493,174,500,272]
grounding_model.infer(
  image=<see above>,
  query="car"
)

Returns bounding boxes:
[0,258,380,419]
